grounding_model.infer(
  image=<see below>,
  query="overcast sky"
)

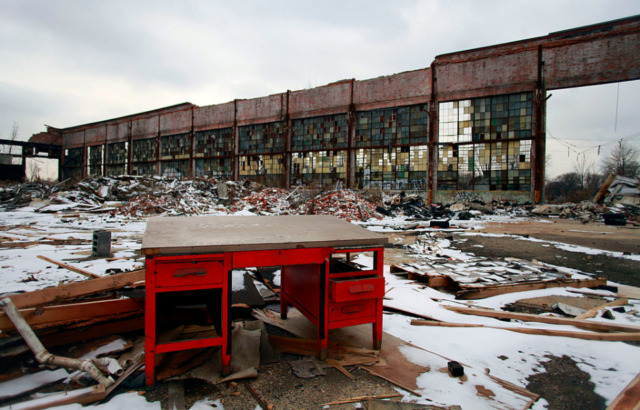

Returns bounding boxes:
[1,0,639,180]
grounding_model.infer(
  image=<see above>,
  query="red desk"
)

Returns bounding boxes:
[142,215,387,385]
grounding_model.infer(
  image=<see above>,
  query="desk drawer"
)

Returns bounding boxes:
[155,258,224,287]
[330,275,384,302]
[329,299,376,322]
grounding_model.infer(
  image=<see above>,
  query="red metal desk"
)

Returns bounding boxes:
[142,215,387,385]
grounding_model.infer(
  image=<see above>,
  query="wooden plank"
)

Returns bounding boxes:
[390,264,454,288]
[39,316,144,348]
[456,278,607,300]
[326,358,356,380]
[0,299,143,332]
[410,320,640,341]
[575,298,628,320]
[320,394,402,406]
[37,255,102,279]
[606,371,640,410]
[8,269,145,309]
[268,335,377,359]
[444,305,640,333]
[361,367,421,396]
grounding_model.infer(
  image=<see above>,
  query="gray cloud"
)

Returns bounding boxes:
[1,0,639,179]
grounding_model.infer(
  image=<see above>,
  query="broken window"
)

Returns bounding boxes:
[437,145,457,190]
[132,138,158,164]
[106,142,128,176]
[161,160,189,179]
[239,154,284,186]
[87,145,103,177]
[438,92,533,191]
[62,147,84,181]
[195,128,232,157]
[132,162,157,176]
[291,115,348,151]
[160,133,191,160]
[239,122,285,155]
[290,150,346,188]
[196,157,232,179]
[355,104,428,148]
[356,145,428,190]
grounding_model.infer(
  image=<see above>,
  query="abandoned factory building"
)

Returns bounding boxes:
[29,15,640,203]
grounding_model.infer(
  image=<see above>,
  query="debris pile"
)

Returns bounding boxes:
[228,187,296,214]
[297,189,381,222]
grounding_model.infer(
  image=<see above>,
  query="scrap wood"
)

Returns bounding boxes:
[243,381,269,409]
[257,308,424,392]
[320,394,402,406]
[606,371,640,410]
[37,255,101,279]
[410,319,640,341]
[0,298,143,332]
[157,348,213,381]
[390,264,454,288]
[269,335,378,359]
[576,298,629,320]
[0,385,106,410]
[361,367,421,396]
[616,285,640,300]
[325,358,355,380]
[444,305,640,333]
[8,269,145,309]
[366,399,454,410]
[40,316,144,349]
[456,277,607,300]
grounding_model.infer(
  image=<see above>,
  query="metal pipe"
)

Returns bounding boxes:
[0,298,115,388]
[92,357,124,376]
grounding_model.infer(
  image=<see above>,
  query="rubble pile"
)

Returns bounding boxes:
[297,189,381,222]
[0,181,64,208]
[228,187,296,214]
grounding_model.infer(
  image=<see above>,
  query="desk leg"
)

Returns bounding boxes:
[145,258,156,387]
[373,296,383,350]
[280,267,288,319]
[222,269,232,375]
[318,261,328,360]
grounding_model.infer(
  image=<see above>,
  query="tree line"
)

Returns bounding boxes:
[545,140,640,203]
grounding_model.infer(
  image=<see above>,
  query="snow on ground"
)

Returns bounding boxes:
[460,231,640,262]
[353,253,640,407]
[1,205,638,408]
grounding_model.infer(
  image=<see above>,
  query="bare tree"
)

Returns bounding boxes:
[28,160,41,182]
[572,153,602,198]
[601,140,640,178]
[10,121,18,141]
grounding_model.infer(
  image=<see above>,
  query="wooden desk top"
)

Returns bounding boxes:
[141,215,387,255]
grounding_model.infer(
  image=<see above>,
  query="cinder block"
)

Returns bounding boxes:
[92,230,111,257]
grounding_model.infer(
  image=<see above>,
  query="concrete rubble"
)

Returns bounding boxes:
[0,179,639,410]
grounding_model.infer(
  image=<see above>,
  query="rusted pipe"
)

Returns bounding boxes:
[0,298,115,387]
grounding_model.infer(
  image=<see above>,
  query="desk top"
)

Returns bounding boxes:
[141,215,388,255]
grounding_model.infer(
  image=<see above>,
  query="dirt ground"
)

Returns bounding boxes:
[379,218,640,410]
[525,355,607,410]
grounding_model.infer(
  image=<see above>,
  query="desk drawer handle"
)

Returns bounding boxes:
[173,268,207,278]
[341,304,365,314]
[349,284,374,294]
